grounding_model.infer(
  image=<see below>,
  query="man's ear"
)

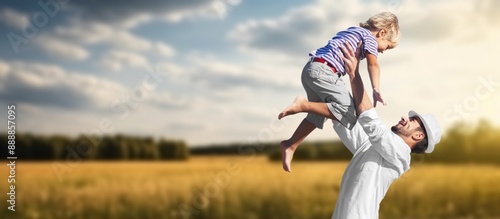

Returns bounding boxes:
[411,131,425,142]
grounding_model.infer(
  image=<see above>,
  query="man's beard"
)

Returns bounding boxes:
[391,125,411,137]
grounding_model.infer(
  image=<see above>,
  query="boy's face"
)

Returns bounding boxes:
[376,38,394,54]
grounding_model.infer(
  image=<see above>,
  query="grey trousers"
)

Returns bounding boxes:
[301,59,357,130]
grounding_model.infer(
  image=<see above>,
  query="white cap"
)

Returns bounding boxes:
[408,111,442,153]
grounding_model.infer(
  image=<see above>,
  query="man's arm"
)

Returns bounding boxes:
[339,42,373,115]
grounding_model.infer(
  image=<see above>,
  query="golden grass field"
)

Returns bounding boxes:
[1,156,500,219]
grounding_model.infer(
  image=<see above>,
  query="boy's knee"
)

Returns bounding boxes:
[306,114,325,129]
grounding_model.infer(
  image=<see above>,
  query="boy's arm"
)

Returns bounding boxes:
[366,53,386,107]
[366,53,380,90]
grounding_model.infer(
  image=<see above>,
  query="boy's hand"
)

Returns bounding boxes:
[372,88,387,107]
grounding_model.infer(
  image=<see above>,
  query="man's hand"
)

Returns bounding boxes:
[339,41,374,115]
[339,41,362,78]
[373,88,387,107]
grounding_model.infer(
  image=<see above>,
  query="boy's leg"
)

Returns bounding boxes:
[279,61,356,172]
[279,61,328,172]
[279,96,339,172]
[279,96,337,120]
[279,61,345,172]
[280,118,315,172]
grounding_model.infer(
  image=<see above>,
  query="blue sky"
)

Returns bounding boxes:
[0,0,499,146]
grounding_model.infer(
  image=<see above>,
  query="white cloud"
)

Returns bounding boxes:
[155,42,176,58]
[34,35,90,61]
[119,13,154,29]
[148,91,189,110]
[0,61,10,78]
[101,50,149,71]
[54,21,153,51]
[110,30,153,51]
[228,0,499,58]
[476,0,500,24]
[227,0,368,57]
[157,62,187,78]
[62,0,243,27]
[49,20,177,59]
[54,21,113,44]
[0,8,29,30]
[182,52,301,92]
[162,0,243,23]
[0,60,127,109]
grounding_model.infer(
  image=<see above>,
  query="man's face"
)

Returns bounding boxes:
[391,116,424,137]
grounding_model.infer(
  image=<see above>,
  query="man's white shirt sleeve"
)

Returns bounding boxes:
[357,108,411,174]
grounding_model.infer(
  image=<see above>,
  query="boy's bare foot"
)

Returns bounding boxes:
[278,96,307,120]
[281,140,295,172]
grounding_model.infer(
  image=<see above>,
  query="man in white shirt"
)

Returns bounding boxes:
[278,42,442,219]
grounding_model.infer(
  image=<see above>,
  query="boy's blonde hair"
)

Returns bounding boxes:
[360,12,401,47]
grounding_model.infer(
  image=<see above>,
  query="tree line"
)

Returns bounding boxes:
[192,140,352,161]
[423,120,500,164]
[2,120,499,164]
[195,120,500,165]
[271,120,500,164]
[0,134,189,160]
